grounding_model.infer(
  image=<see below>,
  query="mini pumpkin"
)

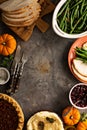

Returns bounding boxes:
[62,106,80,125]
[77,113,87,130]
[0,34,16,56]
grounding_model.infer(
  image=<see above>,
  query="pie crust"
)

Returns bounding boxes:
[0,93,24,130]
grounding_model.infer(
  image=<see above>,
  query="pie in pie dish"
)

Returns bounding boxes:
[27,111,64,130]
[0,93,24,130]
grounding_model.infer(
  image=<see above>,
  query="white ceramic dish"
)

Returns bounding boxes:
[69,83,87,110]
[52,0,87,39]
[0,67,10,85]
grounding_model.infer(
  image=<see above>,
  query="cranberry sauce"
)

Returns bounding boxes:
[71,84,87,107]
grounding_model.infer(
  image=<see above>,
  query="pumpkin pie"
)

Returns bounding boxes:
[27,111,64,130]
[0,93,24,130]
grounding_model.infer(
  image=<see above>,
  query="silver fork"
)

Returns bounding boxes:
[14,52,28,91]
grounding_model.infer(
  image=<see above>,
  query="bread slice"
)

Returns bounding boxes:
[73,59,87,77]
[72,64,87,81]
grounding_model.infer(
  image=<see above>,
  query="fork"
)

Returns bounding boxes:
[14,52,28,92]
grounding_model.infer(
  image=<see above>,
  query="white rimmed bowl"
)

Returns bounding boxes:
[69,83,87,110]
[0,67,10,85]
[52,0,87,39]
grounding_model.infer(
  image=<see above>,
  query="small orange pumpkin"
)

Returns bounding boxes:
[0,34,16,56]
[62,106,80,125]
[77,113,87,130]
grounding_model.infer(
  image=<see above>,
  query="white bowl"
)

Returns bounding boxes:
[0,67,10,85]
[69,83,87,110]
[52,0,87,39]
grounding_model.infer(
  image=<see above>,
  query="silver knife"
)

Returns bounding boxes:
[7,45,21,94]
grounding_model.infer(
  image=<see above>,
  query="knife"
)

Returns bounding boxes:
[11,45,21,74]
[6,45,21,94]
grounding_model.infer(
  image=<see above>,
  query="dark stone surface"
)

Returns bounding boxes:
[0,8,87,130]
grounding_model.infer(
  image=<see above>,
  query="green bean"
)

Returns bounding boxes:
[76,51,87,59]
[77,7,80,18]
[70,11,87,34]
[78,15,87,30]
[67,6,70,20]
[56,0,87,34]
[71,0,82,10]
[74,5,79,18]
[71,5,79,28]
[83,6,87,13]
[76,47,87,55]
[80,0,85,15]
[61,22,65,31]
[84,25,87,30]
[57,0,70,17]
[70,10,74,29]
[64,19,67,32]
[76,57,87,63]
[60,5,69,29]
[84,3,87,7]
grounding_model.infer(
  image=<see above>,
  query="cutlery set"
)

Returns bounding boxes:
[6,45,28,95]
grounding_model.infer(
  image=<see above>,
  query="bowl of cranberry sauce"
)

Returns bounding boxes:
[69,83,87,109]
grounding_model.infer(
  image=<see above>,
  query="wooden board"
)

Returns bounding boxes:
[0,0,55,41]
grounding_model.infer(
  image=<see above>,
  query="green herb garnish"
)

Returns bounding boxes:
[81,113,87,121]
[0,54,14,69]
[38,121,44,130]
[46,117,55,123]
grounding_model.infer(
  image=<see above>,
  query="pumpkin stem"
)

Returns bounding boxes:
[70,115,73,119]
[2,42,6,46]
[81,113,87,121]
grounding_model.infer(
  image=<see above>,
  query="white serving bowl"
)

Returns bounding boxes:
[52,0,87,39]
[0,67,10,85]
[69,83,87,110]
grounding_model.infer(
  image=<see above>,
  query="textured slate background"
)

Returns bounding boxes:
[0,0,87,129]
